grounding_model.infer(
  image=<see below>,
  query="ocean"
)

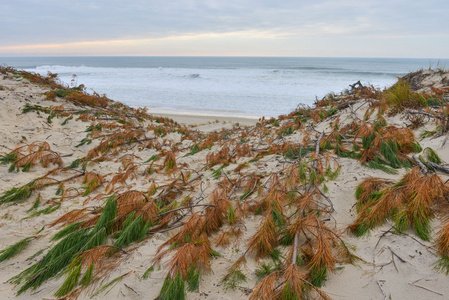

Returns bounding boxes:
[1,56,448,118]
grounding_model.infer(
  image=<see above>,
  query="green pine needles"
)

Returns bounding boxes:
[114,214,151,248]
[0,183,33,204]
[184,144,201,157]
[380,140,401,168]
[0,237,33,263]
[310,265,328,287]
[12,195,117,295]
[27,195,41,212]
[93,195,117,232]
[54,264,82,298]
[221,269,247,290]
[51,223,82,241]
[350,168,448,242]
[159,272,186,300]
[0,152,18,165]
[91,273,129,297]
[142,266,154,279]
[362,160,398,175]
[0,178,57,204]
[186,266,201,291]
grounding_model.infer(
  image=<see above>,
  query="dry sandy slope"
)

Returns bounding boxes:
[0,70,448,300]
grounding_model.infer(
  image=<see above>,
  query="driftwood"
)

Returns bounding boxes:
[407,109,449,134]
[413,155,428,175]
[349,80,364,91]
[407,110,435,118]
[337,100,357,110]
[426,161,449,174]
[413,155,449,175]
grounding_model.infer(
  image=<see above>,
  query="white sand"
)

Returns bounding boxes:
[0,70,448,300]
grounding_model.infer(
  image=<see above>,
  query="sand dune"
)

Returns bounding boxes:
[0,67,448,299]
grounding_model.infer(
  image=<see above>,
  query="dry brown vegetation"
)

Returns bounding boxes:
[0,67,449,299]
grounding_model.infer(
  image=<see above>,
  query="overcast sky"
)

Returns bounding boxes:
[1,0,448,57]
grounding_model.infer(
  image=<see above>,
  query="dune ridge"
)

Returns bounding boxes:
[0,66,448,299]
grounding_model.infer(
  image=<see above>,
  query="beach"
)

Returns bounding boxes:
[5,56,449,118]
[0,67,449,300]
[151,111,259,127]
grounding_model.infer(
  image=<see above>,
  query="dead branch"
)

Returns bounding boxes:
[426,161,449,174]
[156,204,216,217]
[291,232,299,264]
[407,110,435,119]
[412,155,429,175]
[316,131,324,155]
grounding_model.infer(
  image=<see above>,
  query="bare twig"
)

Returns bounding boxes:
[409,283,443,296]
[407,109,435,119]
[316,131,324,155]
[156,204,216,217]
[387,246,406,263]
[377,281,386,300]
[124,283,140,295]
[292,232,299,265]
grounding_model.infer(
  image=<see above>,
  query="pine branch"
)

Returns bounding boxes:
[0,237,33,263]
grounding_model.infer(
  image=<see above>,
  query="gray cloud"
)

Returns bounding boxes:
[1,0,448,56]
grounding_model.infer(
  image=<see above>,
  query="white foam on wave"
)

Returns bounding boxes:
[25,64,398,117]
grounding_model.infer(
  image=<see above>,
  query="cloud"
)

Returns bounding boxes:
[0,0,448,57]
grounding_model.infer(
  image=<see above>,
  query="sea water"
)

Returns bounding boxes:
[2,57,448,118]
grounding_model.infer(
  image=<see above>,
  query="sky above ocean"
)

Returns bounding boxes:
[0,1,448,58]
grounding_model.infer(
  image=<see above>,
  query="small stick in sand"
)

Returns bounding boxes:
[124,283,140,295]
[409,283,443,296]
[377,281,386,300]
[387,246,406,263]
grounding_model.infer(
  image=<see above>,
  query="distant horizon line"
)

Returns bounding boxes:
[1,55,449,60]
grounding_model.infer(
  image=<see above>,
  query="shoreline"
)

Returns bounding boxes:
[149,111,261,126]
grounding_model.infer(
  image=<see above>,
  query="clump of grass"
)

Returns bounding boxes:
[385,79,423,112]
[423,147,442,164]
